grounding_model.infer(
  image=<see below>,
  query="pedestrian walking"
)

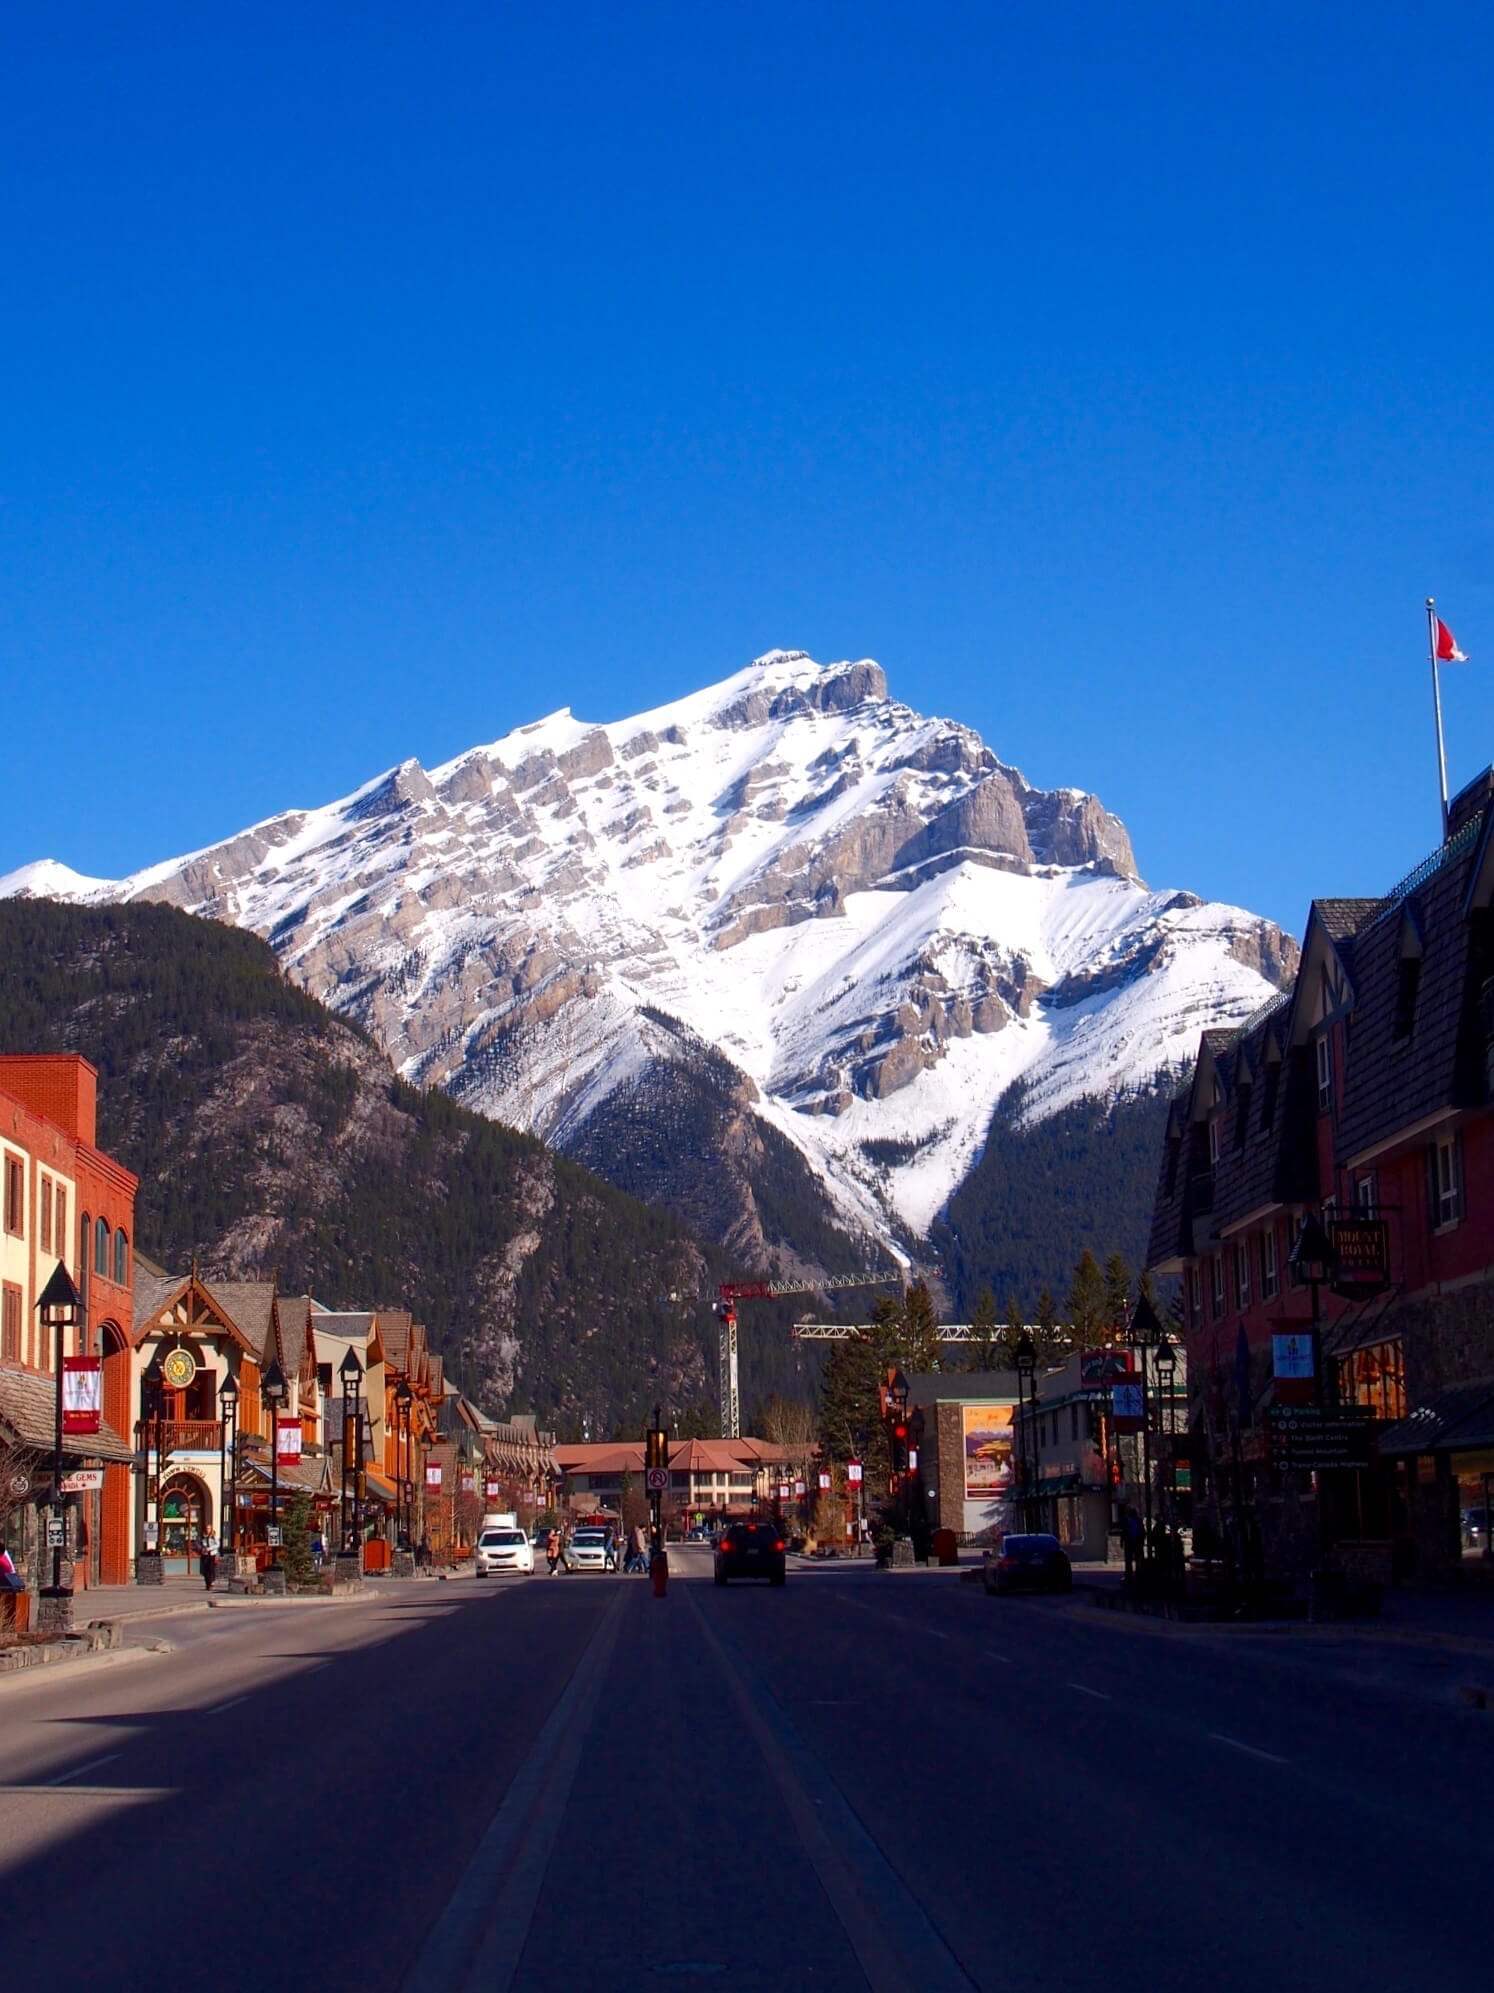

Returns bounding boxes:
[199,1530,219,1592]
[604,1527,618,1572]
[546,1526,561,1575]
[1122,1505,1143,1583]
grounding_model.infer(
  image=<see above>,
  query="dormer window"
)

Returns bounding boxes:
[1207,1115,1221,1166]
[1260,1047,1281,1132]
[1393,912,1424,1043]
[1235,1081,1253,1152]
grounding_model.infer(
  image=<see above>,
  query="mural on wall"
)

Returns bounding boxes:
[962,1405,1013,1500]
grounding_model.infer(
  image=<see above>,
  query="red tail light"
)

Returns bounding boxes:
[774,1539,785,1552]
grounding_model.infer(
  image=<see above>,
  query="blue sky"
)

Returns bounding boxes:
[2,3,1491,936]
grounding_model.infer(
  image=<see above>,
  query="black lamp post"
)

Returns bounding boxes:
[1014,1331,1037,1529]
[1289,1213,1334,1406]
[339,1347,364,1556]
[142,1349,167,1553]
[37,1262,83,1602]
[262,1356,288,1566]
[219,1369,240,1557]
[395,1376,413,1552]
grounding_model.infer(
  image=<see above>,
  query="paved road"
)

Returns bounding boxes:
[2,1550,1490,1990]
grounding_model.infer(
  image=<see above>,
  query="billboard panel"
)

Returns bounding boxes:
[963,1406,1014,1500]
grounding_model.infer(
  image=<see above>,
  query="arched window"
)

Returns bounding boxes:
[113,1227,129,1286]
[95,1215,110,1277]
[79,1212,91,1298]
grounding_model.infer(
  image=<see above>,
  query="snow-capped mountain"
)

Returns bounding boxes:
[2,651,1296,1263]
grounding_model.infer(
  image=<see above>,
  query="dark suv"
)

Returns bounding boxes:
[713,1519,787,1587]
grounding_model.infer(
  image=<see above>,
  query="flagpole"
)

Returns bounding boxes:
[1427,596,1450,842]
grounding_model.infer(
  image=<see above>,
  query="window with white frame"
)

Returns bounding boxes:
[1356,1172,1378,1214]
[1210,1256,1225,1320]
[1315,1034,1333,1112]
[1261,1226,1279,1301]
[1188,1264,1201,1326]
[1433,1135,1463,1228]
[1207,1115,1221,1165]
[1234,1240,1252,1313]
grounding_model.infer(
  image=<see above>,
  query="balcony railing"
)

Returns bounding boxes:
[161,1420,222,1454]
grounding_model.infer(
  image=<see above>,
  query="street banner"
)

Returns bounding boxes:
[777,1482,791,1500]
[461,1472,474,1496]
[1272,1332,1316,1407]
[485,1479,500,1498]
[794,1479,805,1497]
[426,1463,443,1488]
[846,1460,863,1485]
[1111,1382,1145,1433]
[276,1417,302,1467]
[963,1406,1013,1499]
[818,1470,831,1490]
[61,1356,102,1436]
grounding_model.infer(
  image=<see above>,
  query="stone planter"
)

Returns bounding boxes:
[37,1587,74,1635]
[135,1552,165,1586]
[261,1565,288,1596]
[333,1553,364,1591]
[391,1550,416,1578]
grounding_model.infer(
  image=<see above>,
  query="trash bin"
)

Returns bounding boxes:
[931,1528,958,1567]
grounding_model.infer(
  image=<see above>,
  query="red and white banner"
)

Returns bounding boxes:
[485,1479,500,1498]
[62,1356,102,1436]
[460,1471,474,1496]
[276,1417,303,1467]
[846,1460,863,1485]
[426,1463,443,1489]
[818,1470,831,1490]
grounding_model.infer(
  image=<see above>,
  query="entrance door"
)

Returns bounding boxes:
[159,1478,208,1574]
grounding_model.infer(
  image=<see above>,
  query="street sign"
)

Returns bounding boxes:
[266,1524,283,1547]
[645,1467,669,1493]
[144,1521,159,1549]
[846,1461,863,1484]
[1267,1407,1374,1469]
[60,1469,104,1493]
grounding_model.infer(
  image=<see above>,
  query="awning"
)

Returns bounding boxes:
[1377,1380,1494,1457]
[1323,1286,1405,1360]
[363,1468,398,1504]
[0,1364,136,1464]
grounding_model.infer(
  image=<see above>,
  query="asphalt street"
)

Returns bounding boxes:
[1,1550,1489,1991]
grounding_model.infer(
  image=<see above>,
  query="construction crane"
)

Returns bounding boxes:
[715,1271,901,1438]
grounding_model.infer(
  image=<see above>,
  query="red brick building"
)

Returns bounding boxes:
[0,1054,139,1585]
[1147,770,1494,1582]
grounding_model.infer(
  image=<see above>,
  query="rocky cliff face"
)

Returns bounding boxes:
[3,650,1297,1262]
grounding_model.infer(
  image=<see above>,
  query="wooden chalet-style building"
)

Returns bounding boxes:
[1147,769,1494,1582]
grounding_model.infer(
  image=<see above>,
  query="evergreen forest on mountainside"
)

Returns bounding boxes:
[932,1079,1177,1321]
[0,899,817,1430]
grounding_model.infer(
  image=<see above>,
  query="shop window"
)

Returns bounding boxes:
[1338,1341,1407,1420]
[3,1154,23,1237]
[1261,1227,1279,1302]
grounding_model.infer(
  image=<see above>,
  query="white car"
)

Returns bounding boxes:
[474,1526,534,1576]
[566,1528,613,1571]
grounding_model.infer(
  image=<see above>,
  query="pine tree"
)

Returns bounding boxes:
[1003,1293,1025,1365]
[895,1281,942,1374]
[281,1490,318,1588]
[967,1288,998,1371]
[1103,1250,1133,1333]
[1067,1249,1107,1340]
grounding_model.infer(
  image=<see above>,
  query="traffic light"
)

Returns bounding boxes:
[890,1420,909,1475]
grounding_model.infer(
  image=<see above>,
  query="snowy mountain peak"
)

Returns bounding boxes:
[1,652,1296,1254]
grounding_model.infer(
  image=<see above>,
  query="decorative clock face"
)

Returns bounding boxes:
[162,1346,198,1391]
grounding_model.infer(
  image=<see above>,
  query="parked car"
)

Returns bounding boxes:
[567,1528,612,1571]
[474,1526,534,1576]
[714,1519,786,1587]
[982,1534,1072,1596]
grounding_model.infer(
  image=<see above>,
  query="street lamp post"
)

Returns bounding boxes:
[395,1376,413,1553]
[219,1368,241,1561]
[262,1356,288,1570]
[1014,1331,1037,1530]
[339,1347,364,1559]
[37,1263,83,1622]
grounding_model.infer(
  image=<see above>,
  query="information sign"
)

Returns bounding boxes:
[46,1516,65,1548]
[1267,1407,1374,1469]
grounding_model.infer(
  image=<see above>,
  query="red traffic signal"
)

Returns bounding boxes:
[892,1421,908,1442]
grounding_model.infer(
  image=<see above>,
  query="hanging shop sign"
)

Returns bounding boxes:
[275,1417,303,1467]
[61,1356,103,1436]
[1111,1382,1146,1434]
[161,1345,198,1391]
[1329,1220,1391,1299]
[1080,1348,1136,1386]
[60,1469,105,1492]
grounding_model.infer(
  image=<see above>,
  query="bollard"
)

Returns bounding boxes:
[650,1551,669,1598]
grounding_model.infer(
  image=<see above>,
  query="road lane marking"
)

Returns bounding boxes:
[405,1588,626,1993]
[1209,1732,1289,1765]
[834,1594,873,1610]
[689,1589,976,1993]
[1067,1684,1111,1700]
[205,1695,249,1715]
[47,1754,119,1785]
[983,1651,1012,1664]
[925,1629,950,1641]
[0,1784,168,1800]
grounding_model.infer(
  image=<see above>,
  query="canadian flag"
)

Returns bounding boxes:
[1434,616,1468,663]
